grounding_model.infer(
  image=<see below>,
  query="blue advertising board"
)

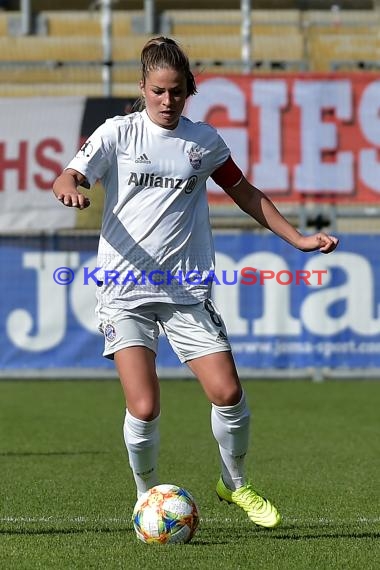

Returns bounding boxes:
[1,233,379,374]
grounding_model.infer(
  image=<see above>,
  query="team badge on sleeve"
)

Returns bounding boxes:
[187,145,203,170]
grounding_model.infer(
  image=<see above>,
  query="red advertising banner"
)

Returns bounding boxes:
[184,73,380,204]
[0,80,379,232]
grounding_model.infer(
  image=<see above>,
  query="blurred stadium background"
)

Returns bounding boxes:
[1,0,380,380]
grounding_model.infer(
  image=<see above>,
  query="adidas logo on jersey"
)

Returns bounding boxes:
[135,153,151,164]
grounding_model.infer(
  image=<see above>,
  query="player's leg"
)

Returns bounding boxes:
[158,300,249,490]
[115,346,161,499]
[159,300,281,528]
[187,350,250,492]
[97,305,161,499]
[115,345,160,420]
[188,350,280,528]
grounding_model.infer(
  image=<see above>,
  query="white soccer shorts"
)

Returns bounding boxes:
[97,299,231,363]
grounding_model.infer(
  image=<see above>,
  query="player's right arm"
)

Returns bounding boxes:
[53,117,118,209]
[53,168,91,209]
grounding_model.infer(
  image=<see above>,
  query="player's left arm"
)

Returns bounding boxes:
[212,159,338,254]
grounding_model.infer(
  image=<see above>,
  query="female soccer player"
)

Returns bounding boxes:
[53,36,338,529]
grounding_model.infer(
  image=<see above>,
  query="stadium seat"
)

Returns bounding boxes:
[251,25,305,63]
[0,63,140,85]
[303,9,380,27]
[43,10,101,36]
[307,25,380,71]
[0,36,102,61]
[0,12,7,36]
[0,80,140,97]
[162,9,241,36]
[41,10,141,37]
[170,30,305,69]
[162,8,302,36]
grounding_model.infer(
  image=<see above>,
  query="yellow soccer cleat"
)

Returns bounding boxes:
[216,477,281,529]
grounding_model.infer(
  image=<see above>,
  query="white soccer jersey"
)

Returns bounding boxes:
[67,110,231,308]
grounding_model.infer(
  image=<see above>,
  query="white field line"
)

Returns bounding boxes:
[1,516,379,525]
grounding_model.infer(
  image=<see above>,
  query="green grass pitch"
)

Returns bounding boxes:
[1,379,379,569]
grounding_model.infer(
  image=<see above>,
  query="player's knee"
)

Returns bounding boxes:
[213,384,243,407]
[128,401,160,422]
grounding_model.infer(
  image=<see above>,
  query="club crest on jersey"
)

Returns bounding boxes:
[187,145,203,170]
[103,322,116,342]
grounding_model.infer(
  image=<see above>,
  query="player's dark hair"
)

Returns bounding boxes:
[137,36,197,110]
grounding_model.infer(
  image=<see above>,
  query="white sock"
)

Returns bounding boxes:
[123,409,160,499]
[211,391,251,491]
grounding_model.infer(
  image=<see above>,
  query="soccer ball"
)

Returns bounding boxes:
[132,484,200,544]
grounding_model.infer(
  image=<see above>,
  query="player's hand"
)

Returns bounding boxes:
[296,232,339,254]
[56,192,90,209]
